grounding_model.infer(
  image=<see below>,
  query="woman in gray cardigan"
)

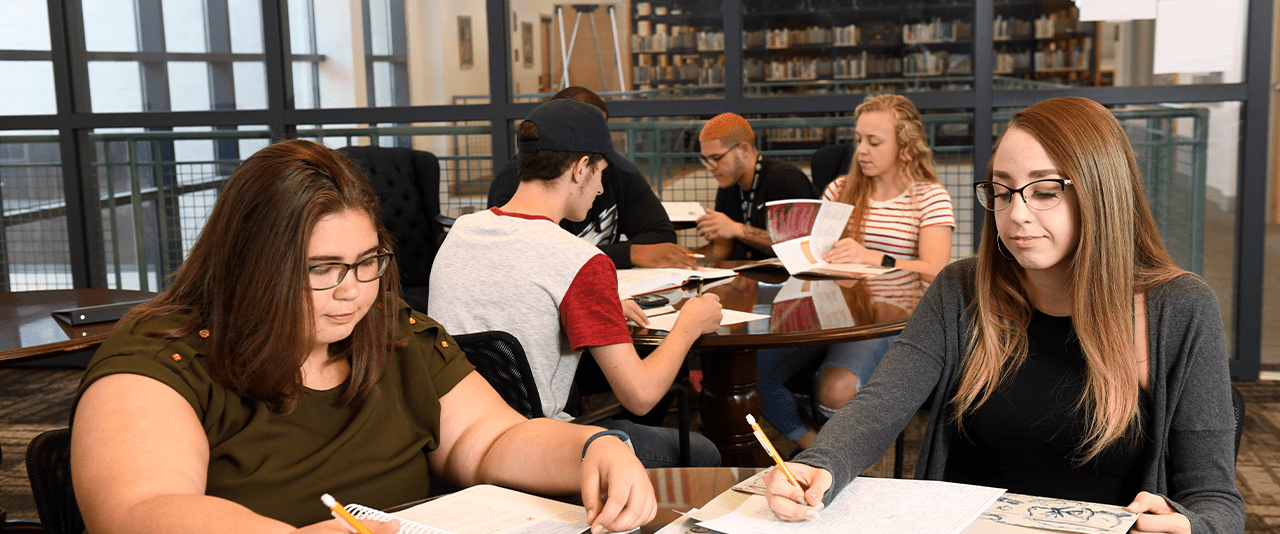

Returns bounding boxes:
[764,97,1243,534]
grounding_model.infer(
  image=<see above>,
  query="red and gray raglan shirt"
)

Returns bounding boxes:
[428,208,634,419]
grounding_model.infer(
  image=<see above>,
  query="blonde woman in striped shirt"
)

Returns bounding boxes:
[758,94,954,450]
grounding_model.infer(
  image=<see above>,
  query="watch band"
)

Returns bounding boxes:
[581,429,631,459]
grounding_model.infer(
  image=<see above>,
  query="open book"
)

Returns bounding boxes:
[343,484,587,534]
[765,199,893,279]
[617,267,737,298]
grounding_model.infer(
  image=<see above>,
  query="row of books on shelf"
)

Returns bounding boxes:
[1034,9,1089,39]
[633,62,724,85]
[765,126,832,142]
[903,17,971,44]
[632,29,724,53]
[1035,37,1093,71]
[993,16,1035,41]
[744,26,858,49]
[903,50,970,76]
[995,50,1033,73]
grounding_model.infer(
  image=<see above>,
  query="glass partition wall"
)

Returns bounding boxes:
[0,0,1269,380]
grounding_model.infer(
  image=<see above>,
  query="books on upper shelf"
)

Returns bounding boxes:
[764,199,893,279]
[617,267,737,298]
[661,201,706,223]
[342,484,587,534]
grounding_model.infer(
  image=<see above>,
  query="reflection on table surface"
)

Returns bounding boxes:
[644,467,763,534]
[0,289,155,365]
[630,264,927,348]
[626,264,928,466]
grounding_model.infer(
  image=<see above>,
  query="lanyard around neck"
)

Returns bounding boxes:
[739,154,763,221]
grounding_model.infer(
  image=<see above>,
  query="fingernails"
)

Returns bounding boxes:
[1127,502,1140,511]
[591,525,604,534]
[806,510,820,520]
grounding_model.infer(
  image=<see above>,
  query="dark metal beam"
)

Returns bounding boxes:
[1230,0,1272,381]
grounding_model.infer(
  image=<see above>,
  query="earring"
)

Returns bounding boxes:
[995,233,1015,260]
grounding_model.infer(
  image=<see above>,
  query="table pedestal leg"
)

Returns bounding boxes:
[698,348,769,467]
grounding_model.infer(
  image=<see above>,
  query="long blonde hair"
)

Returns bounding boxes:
[834,94,938,242]
[956,97,1186,462]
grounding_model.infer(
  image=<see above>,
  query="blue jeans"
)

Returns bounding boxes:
[595,418,721,468]
[815,335,897,416]
[757,345,827,441]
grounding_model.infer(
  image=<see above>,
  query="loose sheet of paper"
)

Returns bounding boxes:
[394,485,587,534]
[699,478,1004,534]
[980,493,1137,534]
[639,309,770,332]
[663,201,707,222]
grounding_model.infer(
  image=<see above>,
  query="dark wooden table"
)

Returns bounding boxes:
[630,264,928,466]
[0,289,155,366]
[643,467,762,533]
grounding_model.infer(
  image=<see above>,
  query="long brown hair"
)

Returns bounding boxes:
[834,94,939,242]
[957,97,1185,462]
[121,139,403,413]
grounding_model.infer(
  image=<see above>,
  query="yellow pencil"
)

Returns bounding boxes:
[746,414,803,492]
[321,493,376,534]
[686,253,706,259]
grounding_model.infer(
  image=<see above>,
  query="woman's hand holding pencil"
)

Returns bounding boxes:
[746,413,831,523]
[761,461,832,522]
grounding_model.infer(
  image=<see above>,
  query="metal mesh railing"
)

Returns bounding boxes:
[0,105,1208,292]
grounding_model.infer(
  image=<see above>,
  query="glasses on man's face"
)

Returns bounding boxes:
[309,252,393,290]
[974,179,1073,212]
[698,142,743,170]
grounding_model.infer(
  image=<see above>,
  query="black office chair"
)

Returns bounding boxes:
[339,146,444,312]
[1,441,41,533]
[454,331,543,419]
[458,330,694,465]
[809,142,853,194]
[24,428,83,534]
[1231,384,1244,458]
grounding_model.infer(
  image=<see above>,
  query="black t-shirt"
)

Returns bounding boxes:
[944,310,1150,505]
[712,157,817,260]
[488,158,676,269]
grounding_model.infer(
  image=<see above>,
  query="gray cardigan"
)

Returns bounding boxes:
[796,258,1244,534]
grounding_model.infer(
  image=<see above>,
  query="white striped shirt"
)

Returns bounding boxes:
[822,177,955,261]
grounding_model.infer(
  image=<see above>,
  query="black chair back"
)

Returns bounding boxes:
[809,142,853,194]
[25,428,83,534]
[339,146,443,311]
[454,331,542,419]
[1231,384,1245,458]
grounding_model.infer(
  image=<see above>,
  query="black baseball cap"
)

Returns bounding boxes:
[516,99,637,174]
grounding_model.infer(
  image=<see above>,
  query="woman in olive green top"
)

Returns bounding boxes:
[71,140,655,534]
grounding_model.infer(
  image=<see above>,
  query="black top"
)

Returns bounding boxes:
[712,157,817,261]
[944,310,1150,505]
[488,158,677,269]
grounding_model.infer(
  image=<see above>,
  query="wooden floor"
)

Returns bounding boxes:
[3,368,1279,532]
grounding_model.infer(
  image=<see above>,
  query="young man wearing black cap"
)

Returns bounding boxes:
[429,99,724,467]
[487,86,700,270]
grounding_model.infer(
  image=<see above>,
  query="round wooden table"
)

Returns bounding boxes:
[630,264,927,466]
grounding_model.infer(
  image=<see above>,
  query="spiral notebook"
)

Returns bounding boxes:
[343,484,589,534]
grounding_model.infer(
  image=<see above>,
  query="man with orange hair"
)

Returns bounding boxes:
[694,112,817,261]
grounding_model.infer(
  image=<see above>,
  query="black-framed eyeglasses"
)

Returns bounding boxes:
[309,252,393,290]
[974,179,1073,212]
[698,142,744,170]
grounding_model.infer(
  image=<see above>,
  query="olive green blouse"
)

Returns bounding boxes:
[72,302,474,527]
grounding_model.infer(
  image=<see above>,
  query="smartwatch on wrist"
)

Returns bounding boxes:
[880,254,896,268]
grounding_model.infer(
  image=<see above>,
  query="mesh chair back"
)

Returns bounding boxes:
[454,331,542,419]
[1231,385,1245,458]
[25,428,83,534]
